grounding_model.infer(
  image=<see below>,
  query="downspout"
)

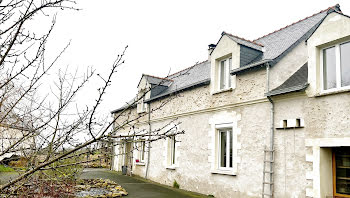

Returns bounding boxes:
[145,102,151,179]
[110,113,115,171]
[266,63,275,195]
[266,63,274,151]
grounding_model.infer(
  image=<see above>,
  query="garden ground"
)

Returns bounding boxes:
[79,168,210,198]
[0,168,210,197]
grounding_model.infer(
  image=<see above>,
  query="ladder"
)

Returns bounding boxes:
[262,146,274,198]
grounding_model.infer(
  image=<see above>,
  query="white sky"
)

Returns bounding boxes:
[44,0,350,117]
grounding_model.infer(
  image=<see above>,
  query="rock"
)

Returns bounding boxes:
[111,192,121,197]
[75,179,128,197]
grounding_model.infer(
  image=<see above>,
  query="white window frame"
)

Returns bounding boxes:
[168,136,176,166]
[320,41,350,93]
[218,57,232,91]
[218,129,233,171]
[137,92,147,113]
[216,123,234,171]
[164,124,180,170]
[135,140,146,165]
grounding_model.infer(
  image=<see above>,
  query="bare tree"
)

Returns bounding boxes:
[0,0,186,195]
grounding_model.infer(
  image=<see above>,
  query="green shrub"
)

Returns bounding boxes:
[0,164,14,172]
[173,180,180,189]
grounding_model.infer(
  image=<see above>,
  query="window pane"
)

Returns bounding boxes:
[141,141,145,161]
[220,60,226,89]
[323,47,336,90]
[172,137,176,165]
[341,42,350,87]
[228,58,232,88]
[335,147,350,195]
[220,131,226,167]
[229,130,233,168]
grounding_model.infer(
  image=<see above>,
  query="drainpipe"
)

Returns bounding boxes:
[145,103,151,179]
[266,63,275,196]
[110,114,115,171]
[266,63,274,151]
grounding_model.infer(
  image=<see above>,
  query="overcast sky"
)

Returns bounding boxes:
[45,0,350,117]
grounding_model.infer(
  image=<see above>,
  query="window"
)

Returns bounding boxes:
[333,147,350,197]
[321,41,350,92]
[137,90,147,113]
[167,136,176,166]
[218,129,233,169]
[136,140,146,163]
[209,113,240,175]
[219,57,232,90]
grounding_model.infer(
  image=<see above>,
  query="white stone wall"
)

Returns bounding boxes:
[0,126,32,160]
[111,12,350,198]
[307,12,350,96]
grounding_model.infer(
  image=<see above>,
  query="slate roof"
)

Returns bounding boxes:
[111,5,343,113]
[266,63,309,96]
[146,61,210,102]
[137,74,173,88]
[231,4,342,75]
[223,32,264,52]
[111,61,210,113]
[110,97,137,113]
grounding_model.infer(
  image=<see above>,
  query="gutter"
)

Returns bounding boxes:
[112,79,211,114]
[144,78,210,103]
[231,59,272,75]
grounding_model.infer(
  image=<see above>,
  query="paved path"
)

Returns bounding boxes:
[79,168,208,198]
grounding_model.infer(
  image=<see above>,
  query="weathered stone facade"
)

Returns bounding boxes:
[112,6,350,198]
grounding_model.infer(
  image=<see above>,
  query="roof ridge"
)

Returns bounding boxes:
[143,74,174,82]
[223,31,264,47]
[167,60,208,78]
[253,4,340,42]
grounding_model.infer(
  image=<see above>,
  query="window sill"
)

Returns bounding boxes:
[276,126,304,130]
[212,87,233,95]
[166,166,177,170]
[211,169,236,176]
[316,88,350,97]
[135,162,145,166]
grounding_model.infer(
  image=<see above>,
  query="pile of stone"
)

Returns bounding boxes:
[75,178,128,198]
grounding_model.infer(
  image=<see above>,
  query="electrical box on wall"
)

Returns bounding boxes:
[277,118,304,129]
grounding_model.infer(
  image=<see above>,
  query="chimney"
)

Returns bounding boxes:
[328,4,341,14]
[208,44,216,60]
[334,4,341,12]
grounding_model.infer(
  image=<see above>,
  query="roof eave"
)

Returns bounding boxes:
[111,103,136,114]
[305,10,350,43]
[145,79,210,103]
[265,83,309,97]
[230,59,272,75]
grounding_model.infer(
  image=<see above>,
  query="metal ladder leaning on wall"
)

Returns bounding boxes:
[262,146,274,197]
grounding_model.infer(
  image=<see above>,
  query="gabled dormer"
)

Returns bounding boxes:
[210,32,263,94]
[306,5,350,96]
[137,74,172,113]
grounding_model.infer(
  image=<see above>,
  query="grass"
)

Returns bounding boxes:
[173,180,180,189]
[0,165,15,172]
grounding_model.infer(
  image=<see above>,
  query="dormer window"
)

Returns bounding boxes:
[137,89,147,113]
[321,41,350,92]
[219,57,232,90]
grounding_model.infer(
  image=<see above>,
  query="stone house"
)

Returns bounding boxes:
[111,4,350,198]
[0,126,32,161]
